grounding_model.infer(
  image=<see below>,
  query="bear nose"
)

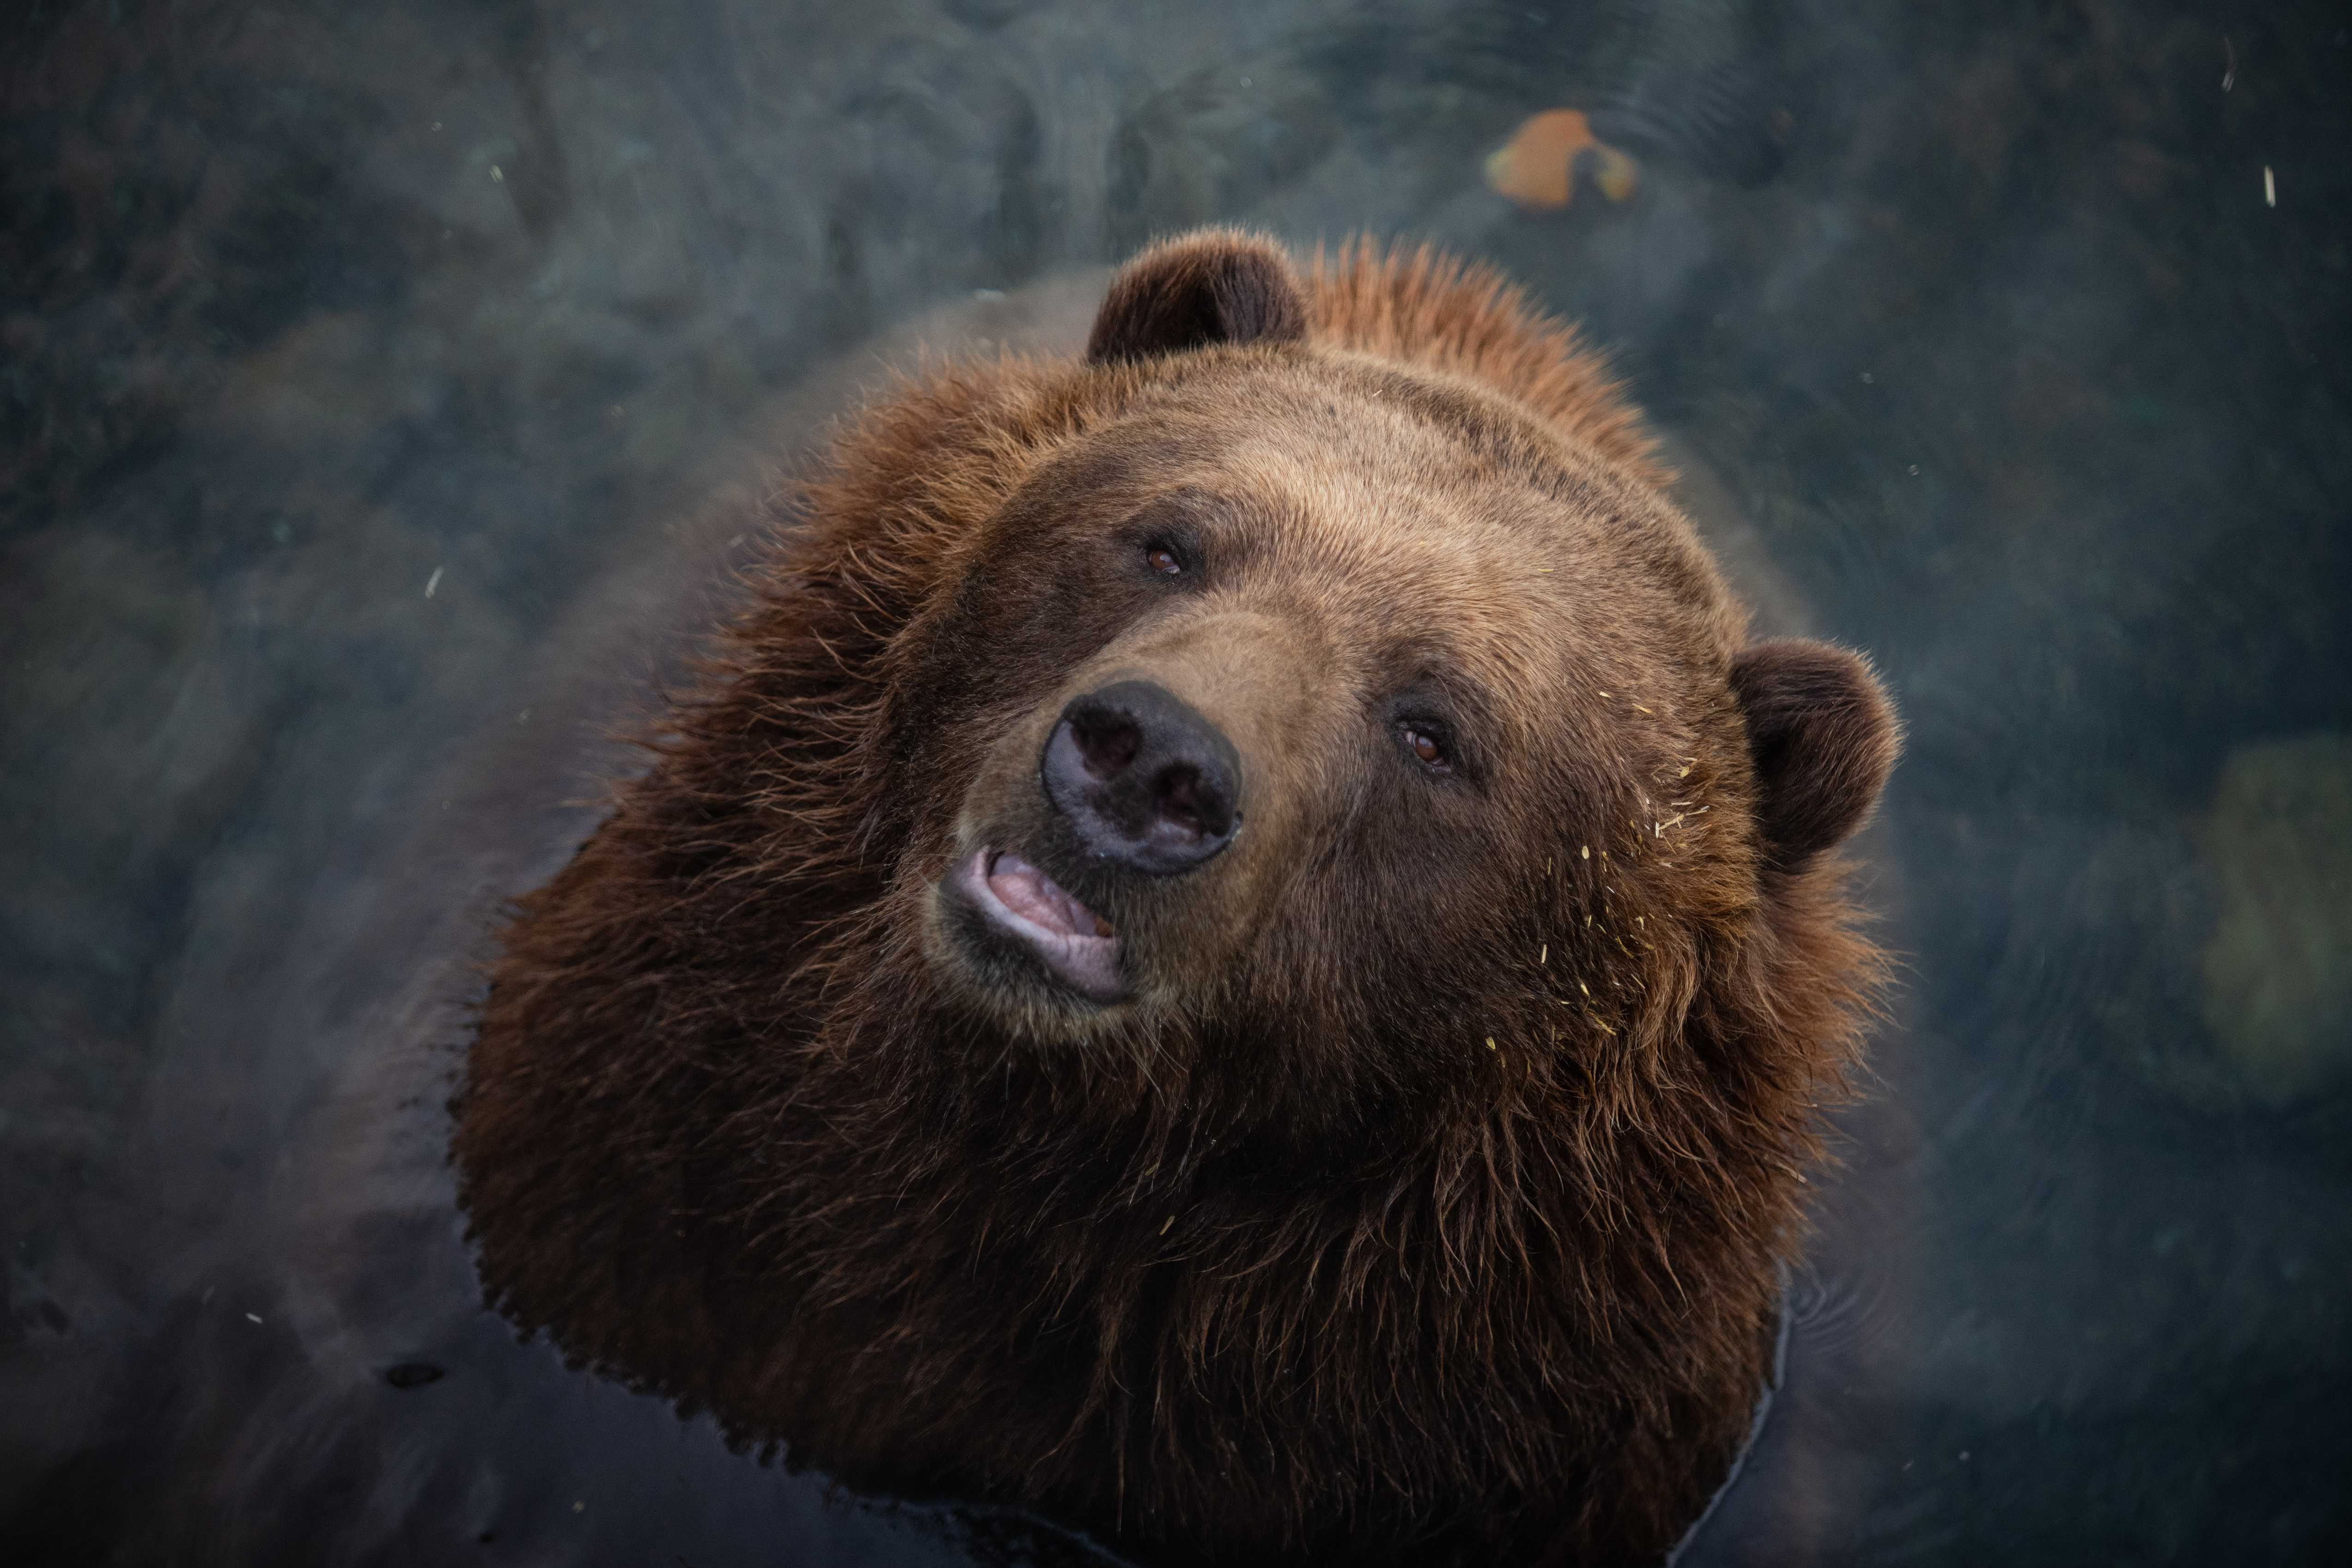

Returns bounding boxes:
[1040,680,1242,875]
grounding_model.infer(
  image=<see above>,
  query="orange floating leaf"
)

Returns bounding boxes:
[1484,108,1640,211]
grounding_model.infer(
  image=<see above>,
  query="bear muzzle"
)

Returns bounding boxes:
[929,611,1320,1016]
[938,680,1245,1007]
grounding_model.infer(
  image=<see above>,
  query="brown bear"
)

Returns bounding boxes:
[453,229,1900,1566]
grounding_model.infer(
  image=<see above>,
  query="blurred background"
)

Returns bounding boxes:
[3,1,2347,1562]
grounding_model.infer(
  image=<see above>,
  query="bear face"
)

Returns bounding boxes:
[912,352,1755,1120]
[454,231,1899,1567]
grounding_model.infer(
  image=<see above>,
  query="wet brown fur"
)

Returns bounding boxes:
[454,231,1899,1566]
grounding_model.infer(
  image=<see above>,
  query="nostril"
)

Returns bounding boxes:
[1072,711,1143,778]
[1157,764,1202,832]
[1153,763,1231,840]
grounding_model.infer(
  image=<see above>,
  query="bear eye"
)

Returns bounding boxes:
[1144,543,1184,576]
[1399,723,1452,772]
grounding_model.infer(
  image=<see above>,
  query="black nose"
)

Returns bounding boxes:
[1040,680,1242,875]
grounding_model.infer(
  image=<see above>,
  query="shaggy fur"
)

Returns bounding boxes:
[454,230,1899,1566]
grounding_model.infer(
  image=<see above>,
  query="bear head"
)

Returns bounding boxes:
[455,230,1900,1566]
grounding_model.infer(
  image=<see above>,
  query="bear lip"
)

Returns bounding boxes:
[956,847,1126,1003]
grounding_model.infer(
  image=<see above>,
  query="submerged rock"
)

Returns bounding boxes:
[2198,734,2352,1105]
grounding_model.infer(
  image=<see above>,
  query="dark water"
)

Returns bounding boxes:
[4,1,2347,1562]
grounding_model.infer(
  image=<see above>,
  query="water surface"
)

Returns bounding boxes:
[4,2,2348,1562]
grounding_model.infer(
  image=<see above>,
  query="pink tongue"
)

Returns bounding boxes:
[988,854,1107,938]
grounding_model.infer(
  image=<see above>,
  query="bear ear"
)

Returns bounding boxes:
[1086,229,1310,365]
[1729,639,1902,868]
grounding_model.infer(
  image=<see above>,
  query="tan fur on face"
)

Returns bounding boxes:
[454,232,1897,1567]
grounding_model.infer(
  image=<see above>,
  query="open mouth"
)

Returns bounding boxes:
[951,847,1126,1003]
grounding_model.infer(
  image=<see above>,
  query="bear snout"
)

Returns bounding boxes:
[1040,679,1242,875]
